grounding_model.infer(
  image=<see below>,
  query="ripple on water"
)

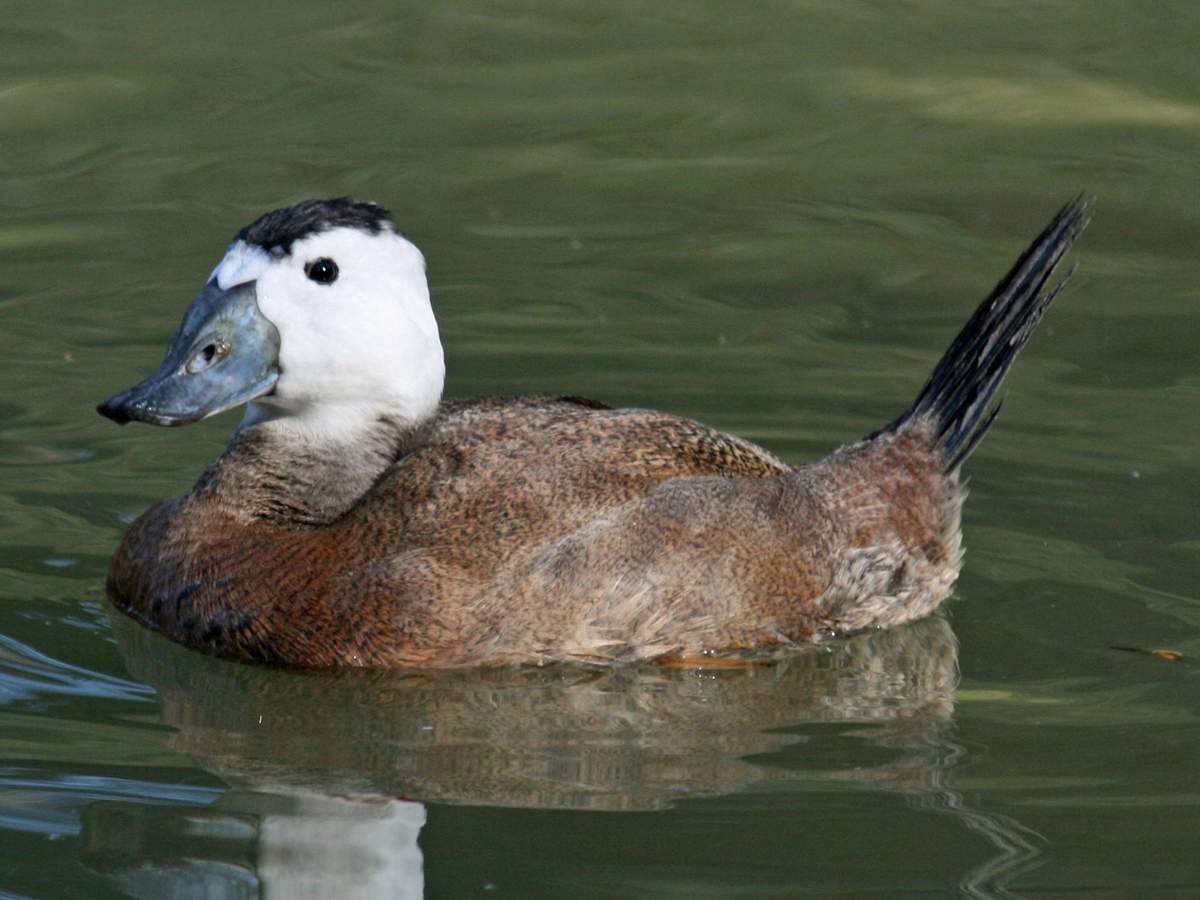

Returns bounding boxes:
[0,770,220,838]
[0,633,152,705]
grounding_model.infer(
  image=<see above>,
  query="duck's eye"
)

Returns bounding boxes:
[186,339,230,374]
[304,257,339,285]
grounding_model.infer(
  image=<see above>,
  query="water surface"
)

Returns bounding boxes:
[2,2,1199,896]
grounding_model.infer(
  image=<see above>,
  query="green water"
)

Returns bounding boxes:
[3,2,1199,896]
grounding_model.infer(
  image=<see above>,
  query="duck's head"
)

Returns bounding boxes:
[98,198,443,439]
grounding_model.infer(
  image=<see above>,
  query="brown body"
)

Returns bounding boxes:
[108,397,960,667]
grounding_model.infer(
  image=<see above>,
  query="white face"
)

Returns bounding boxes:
[209,225,445,440]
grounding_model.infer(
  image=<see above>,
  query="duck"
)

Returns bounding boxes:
[98,196,1091,668]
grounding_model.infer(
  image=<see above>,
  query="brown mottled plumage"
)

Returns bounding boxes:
[102,197,1091,668]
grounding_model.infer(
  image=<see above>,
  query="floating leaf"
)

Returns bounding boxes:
[1110,646,1184,663]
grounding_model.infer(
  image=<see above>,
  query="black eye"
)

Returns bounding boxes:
[304,257,339,285]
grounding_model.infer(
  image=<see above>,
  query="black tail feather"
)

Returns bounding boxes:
[890,196,1092,471]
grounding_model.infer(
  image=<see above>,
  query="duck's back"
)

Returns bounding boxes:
[310,396,951,666]
[374,394,791,521]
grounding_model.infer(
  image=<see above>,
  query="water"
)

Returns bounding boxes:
[3,2,1199,896]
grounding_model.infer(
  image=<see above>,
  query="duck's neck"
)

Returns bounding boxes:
[197,407,433,526]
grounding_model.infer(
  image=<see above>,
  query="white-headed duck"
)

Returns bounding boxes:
[99,197,1091,667]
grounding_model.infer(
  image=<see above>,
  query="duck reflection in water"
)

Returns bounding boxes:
[82,616,1043,898]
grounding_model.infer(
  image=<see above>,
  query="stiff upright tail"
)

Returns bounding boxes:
[888,196,1092,472]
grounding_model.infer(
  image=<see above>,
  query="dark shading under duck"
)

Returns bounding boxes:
[99,197,1092,667]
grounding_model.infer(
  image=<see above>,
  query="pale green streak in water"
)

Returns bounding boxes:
[2,2,1199,897]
